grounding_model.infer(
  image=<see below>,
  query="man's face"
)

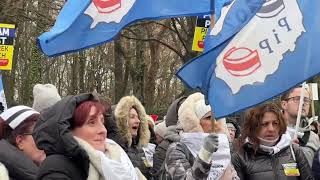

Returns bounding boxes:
[281,87,311,121]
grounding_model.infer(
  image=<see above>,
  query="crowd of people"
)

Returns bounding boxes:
[0,83,319,180]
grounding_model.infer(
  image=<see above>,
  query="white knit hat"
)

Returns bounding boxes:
[32,84,61,112]
[154,121,167,138]
[0,105,39,129]
[194,99,211,120]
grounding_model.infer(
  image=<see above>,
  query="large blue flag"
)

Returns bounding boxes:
[38,0,231,57]
[177,0,320,118]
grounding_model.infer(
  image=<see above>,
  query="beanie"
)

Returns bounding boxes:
[194,99,211,120]
[154,120,167,138]
[32,84,61,112]
[0,105,39,129]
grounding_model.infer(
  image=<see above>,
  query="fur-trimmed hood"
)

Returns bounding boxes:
[178,92,209,133]
[114,96,150,148]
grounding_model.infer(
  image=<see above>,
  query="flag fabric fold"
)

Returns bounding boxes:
[39,0,218,57]
[177,0,320,118]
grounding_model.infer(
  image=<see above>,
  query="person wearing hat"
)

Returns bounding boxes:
[0,105,45,180]
[164,92,238,180]
[226,118,241,143]
[32,83,61,112]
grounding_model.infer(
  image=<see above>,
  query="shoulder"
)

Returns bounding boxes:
[38,154,87,180]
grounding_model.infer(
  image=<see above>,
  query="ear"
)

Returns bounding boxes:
[16,135,25,151]
[281,100,287,110]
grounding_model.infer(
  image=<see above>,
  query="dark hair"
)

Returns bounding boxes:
[71,100,105,129]
[238,103,287,153]
[0,114,40,146]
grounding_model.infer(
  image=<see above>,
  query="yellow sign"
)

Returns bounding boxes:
[192,15,211,52]
[0,23,15,70]
[192,27,209,52]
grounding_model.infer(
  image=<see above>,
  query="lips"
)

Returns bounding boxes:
[92,0,121,13]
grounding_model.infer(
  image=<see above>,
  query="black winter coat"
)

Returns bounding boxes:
[312,149,320,180]
[232,143,313,180]
[33,93,96,180]
[0,139,39,180]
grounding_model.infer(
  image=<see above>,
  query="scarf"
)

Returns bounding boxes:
[74,137,146,180]
[246,132,291,154]
[180,133,234,180]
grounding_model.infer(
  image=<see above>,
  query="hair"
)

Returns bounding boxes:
[238,103,287,153]
[0,114,40,146]
[71,100,106,129]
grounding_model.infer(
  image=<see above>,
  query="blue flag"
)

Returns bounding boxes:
[38,0,230,57]
[177,0,320,118]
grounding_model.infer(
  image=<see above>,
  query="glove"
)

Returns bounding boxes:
[198,133,219,163]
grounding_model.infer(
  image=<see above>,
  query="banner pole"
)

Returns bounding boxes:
[293,82,307,140]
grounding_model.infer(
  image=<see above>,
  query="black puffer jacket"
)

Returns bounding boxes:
[33,93,96,180]
[232,142,313,180]
[0,139,38,180]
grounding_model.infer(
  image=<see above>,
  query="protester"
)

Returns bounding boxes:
[154,120,167,144]
[281,86,320,166]
[32,83,61,112]
[150,96,186,178]
[232,103,313,180]
[34,93,146,180]
[114,95,152,179]
[0,106,45,180]
[164,92,238,180]
[226,117,241,143]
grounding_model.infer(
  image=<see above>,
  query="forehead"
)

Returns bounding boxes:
[262,112,278,122]
[289,88,310,98]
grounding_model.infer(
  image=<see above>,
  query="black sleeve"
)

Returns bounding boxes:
[231,152,245,180]
[37,155,86,180]
[292,145,314,180]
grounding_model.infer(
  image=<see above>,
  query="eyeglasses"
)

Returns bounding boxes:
[285,96,312,105]
[21,132,32,136]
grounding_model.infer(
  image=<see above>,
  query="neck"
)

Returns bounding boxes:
[283,113,296,127]
[258,136,279,147]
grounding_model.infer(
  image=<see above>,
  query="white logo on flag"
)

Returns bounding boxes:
[85,0,136,28]
[213,0,305,94]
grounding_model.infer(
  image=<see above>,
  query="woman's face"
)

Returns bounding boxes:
[257,112,280,141]
[129,108,140,138]
[16,126,46,166]
[72,106,107,152]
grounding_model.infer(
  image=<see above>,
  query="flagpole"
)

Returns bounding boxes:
[293,82,307,140]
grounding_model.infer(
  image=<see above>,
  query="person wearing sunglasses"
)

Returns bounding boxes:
[0,105,45,180]
[281,86,320,167]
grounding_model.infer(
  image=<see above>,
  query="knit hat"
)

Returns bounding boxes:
[194,99,211,120]
[0,105,39,129]
[154,120,167,138]
[32,84,61,112]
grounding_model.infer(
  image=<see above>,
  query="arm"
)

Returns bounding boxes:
[231,152,245,180]
[293,145,314,180]
[165,143,211,180]
[300,131,320,167]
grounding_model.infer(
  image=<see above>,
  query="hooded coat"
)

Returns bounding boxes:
[232,135,313,180]
[0,139,38,180]
[33,93,95,180]
[114,96,151,178]
[165,93,237,180]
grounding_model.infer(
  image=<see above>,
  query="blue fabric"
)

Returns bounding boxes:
[177,0,319,118]
[38,0,229,56]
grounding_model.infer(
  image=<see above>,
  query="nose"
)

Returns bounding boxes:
[267,123,275,131]
[98,121,107,136]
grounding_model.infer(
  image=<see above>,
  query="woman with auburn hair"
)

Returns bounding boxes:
[232,103,313,180]
[34,93,146,180]
[0,106,45,180]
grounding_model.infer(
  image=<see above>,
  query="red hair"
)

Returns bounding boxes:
[72,101,105,128]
